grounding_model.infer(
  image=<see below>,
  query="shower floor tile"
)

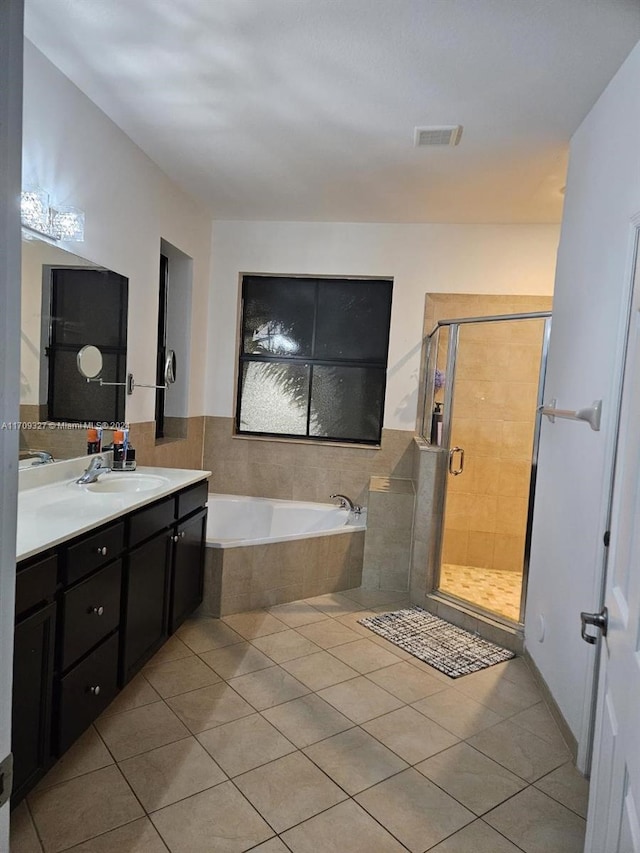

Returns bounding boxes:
[440,564,522,622]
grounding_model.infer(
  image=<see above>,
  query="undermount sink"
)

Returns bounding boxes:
[86,474,170,494]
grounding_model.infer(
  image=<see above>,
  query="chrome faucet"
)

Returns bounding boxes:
[330,493,362,515]
[20,450,55,465]
[76,455,111,484]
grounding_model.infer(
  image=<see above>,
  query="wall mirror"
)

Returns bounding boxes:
[20,234,129,461]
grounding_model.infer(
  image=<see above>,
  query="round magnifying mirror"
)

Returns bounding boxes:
[77,345,104,380]
[164,349,177,385]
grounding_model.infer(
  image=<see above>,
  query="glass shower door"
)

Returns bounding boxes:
[437,316,548,624]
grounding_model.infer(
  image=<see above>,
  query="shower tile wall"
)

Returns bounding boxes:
[420,294,552,575]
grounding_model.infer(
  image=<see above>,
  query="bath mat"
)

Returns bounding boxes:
[358,606,514,678]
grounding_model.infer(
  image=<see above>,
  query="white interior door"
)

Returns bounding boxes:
[585,250,640,852]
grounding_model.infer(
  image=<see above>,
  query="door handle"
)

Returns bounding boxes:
[580,606,608,644]
[448,446,464,476]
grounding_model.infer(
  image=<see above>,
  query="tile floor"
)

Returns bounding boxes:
[440,564,522,622]
[10,588,588,853]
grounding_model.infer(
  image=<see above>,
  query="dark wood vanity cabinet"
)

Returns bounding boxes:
[11,553,58,803]
[169,507,207,634]
[11,478,208,807]
[55,521,124,754]
[121,529,171,682]
[121,484,207,678]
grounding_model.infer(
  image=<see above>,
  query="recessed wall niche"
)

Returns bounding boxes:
[156,238,193,442]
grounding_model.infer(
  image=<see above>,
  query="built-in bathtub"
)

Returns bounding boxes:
[200,494,366,616]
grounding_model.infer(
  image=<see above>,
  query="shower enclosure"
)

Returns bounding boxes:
[421,311,552,625]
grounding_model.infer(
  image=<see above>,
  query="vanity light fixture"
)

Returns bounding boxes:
[20,186,85,242]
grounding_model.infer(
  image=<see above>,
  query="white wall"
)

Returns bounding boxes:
[22,41,213,423]
[206,221,559,428]
[526,40,640,765]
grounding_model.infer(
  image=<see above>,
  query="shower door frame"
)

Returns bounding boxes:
[427,311,552,626]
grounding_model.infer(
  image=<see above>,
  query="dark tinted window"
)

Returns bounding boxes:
[236,276,392,445]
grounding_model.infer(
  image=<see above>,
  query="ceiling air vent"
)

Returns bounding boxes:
[414,125,463,147]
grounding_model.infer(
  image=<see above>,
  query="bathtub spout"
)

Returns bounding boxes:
[330,493,362,515]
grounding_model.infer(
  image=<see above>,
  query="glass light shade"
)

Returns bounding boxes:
[20,187,50,233]
[49,205,85,241]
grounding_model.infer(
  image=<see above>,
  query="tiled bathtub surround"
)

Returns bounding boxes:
[11,590,588,853]
[362,477,415,592]
[203,417,415,507]
[201,533,365,616]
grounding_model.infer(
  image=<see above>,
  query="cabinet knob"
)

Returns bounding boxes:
[97,546,108,556]
[180,531,186,539]
[171,534,179,543]
[88,685,101,696]
[89,605,105,616]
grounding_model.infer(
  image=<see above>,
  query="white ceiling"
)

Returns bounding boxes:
[24,0,640,224]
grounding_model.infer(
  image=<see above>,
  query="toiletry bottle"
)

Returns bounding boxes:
[87,428,101,454]
[112,430,125,468]
[430,402,443,446]
[125,444,136,470]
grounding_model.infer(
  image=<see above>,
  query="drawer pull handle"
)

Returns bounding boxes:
[97,546,108,556]
[89,605,105,616]
[88,685,101,696]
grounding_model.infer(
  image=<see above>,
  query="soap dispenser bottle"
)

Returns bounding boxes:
[430,402,443,446]
[86,428,101,454]
[112,430,126,468]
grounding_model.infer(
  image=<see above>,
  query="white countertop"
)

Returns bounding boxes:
[17,455,211,562]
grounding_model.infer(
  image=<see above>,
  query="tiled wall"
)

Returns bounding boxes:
[362,476,415,592]
[203,416,414,506]
[19,406,205,470]
[420,294,552,574]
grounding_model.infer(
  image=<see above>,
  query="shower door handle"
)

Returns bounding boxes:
[448,446,464,475]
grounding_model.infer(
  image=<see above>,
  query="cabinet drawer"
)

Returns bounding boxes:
[57,633,119,754]
[128,495,175,548]
[64,522,125,585]
[177,480,208,520]
[15,553,57,620]
[61,560,122,671]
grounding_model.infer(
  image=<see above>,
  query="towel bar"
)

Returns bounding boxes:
[538,398,602,431]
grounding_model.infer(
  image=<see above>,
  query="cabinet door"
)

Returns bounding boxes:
[11,601,56,805]
[121,531,171,682]
[170,508,207,634]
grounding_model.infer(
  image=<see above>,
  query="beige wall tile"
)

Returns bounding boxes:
[204,418,413,506]
[503,382,539,422]
[495,496,528,537]
[493,534,525,573]
[441,529,468,566]
[497,460,532,498]
[469,456,500,495]
[468,495,498,534]
[467,531,495,569]
[443,492,472,532]
[501,421,534,460]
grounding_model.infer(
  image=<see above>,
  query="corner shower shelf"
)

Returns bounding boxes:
[538,398,602,431]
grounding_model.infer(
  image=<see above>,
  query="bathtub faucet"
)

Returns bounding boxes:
[330,493,362,516]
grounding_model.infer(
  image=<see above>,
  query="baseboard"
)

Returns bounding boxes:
[523,648,579,762]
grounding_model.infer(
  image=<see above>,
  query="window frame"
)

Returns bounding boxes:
[235,273,393,446]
